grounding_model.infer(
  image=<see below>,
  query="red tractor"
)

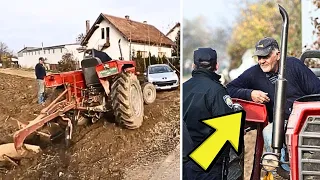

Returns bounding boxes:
[12,43,156,152]
[232,5,320,180]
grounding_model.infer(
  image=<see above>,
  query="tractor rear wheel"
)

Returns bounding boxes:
[111,72,144,129]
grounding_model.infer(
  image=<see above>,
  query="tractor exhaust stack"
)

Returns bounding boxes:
[118,39,123,60]
[272,4,288,155]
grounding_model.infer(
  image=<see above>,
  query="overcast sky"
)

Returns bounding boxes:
[183,0,244,28]
[0,0,180,53]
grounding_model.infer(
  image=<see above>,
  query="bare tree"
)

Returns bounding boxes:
[57,53,78,72]
[76,33,85,43]
[0,42,10,62]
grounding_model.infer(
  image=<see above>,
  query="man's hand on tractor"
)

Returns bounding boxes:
[251,90,270,104]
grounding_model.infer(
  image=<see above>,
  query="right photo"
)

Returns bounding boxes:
[182,0,320,180]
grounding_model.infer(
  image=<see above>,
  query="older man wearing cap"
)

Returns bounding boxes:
[183,48,238,180]
[35,57,47,105]
[226,37,320,176]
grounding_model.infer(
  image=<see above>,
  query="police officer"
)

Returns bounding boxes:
[183,48,235,180]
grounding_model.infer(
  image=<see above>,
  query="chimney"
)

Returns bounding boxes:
[86,20,90,34]
[125,15,129,20]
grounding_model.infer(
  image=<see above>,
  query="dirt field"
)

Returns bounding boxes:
[0,70,180,180]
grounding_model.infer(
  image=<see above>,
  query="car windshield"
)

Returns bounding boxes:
[149,66,173,74]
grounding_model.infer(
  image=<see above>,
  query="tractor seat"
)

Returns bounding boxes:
[92,50,112,63]
[81,57,103,87]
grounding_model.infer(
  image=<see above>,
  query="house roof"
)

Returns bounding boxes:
[17,47,38,53]
[166,22,180,36]
[81,14,175,47]
[18,43,80,52]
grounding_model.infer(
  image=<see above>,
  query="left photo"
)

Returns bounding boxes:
[0,0,181,179]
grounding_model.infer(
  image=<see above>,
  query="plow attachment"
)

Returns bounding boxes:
[0,87,80,166]
[13,88,77,151]
[0,70,87,166]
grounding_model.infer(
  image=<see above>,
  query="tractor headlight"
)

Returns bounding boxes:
[261,153,279,172]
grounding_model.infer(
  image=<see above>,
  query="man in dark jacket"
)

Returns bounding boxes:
[226,37,320,173]
[35,57,46,104]
[183,48,237,180]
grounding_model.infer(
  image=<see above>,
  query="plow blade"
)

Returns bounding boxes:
[13,88,76,151]
[0,143,41,166]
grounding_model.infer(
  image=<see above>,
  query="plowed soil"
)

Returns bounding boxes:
[0,71,180,180]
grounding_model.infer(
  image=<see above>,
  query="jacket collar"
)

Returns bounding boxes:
[191,68,221,83]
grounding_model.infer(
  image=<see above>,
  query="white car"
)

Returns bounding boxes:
[144,64,179,90]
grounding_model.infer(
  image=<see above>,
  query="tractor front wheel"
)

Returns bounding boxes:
[111,72,144,129]
[142,82,156,104]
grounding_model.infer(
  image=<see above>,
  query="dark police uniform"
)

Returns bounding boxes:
[183,48,235,180]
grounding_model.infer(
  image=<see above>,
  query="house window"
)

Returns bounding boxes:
[106,27,110,40]
[101,28,105,39]
[44,50,46,54]
[61,48,63,53]
[158,52,166,58]
[52,49,55,53]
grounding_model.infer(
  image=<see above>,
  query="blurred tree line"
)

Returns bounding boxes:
[183,16,232,76]
[228,0,301,69]
[303,0,320,68]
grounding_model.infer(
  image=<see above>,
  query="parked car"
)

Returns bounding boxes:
[144,64,179,90]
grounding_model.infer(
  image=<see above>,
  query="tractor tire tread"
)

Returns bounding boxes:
[110,72,144,129]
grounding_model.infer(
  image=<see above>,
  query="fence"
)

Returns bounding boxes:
[133,55,180,74]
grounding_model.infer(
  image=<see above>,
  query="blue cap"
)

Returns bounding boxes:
[253,37,279,57]
[193,48,217,67]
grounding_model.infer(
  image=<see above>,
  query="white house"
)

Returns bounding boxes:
[17,43,84,69]
[80,14,175,60]
[166,22,180,42]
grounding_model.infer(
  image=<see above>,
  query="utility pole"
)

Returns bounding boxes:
[129,30,132,60]
[143,21,147,70]
[148,24,151,65]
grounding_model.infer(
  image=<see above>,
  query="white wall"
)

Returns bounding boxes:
[86,20,129,60]
[167,26,180,42]
[17,44,83,69]
[86,20,172,60]
[131,43,172,58]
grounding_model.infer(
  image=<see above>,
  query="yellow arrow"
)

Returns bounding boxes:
[188,110,246,172]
